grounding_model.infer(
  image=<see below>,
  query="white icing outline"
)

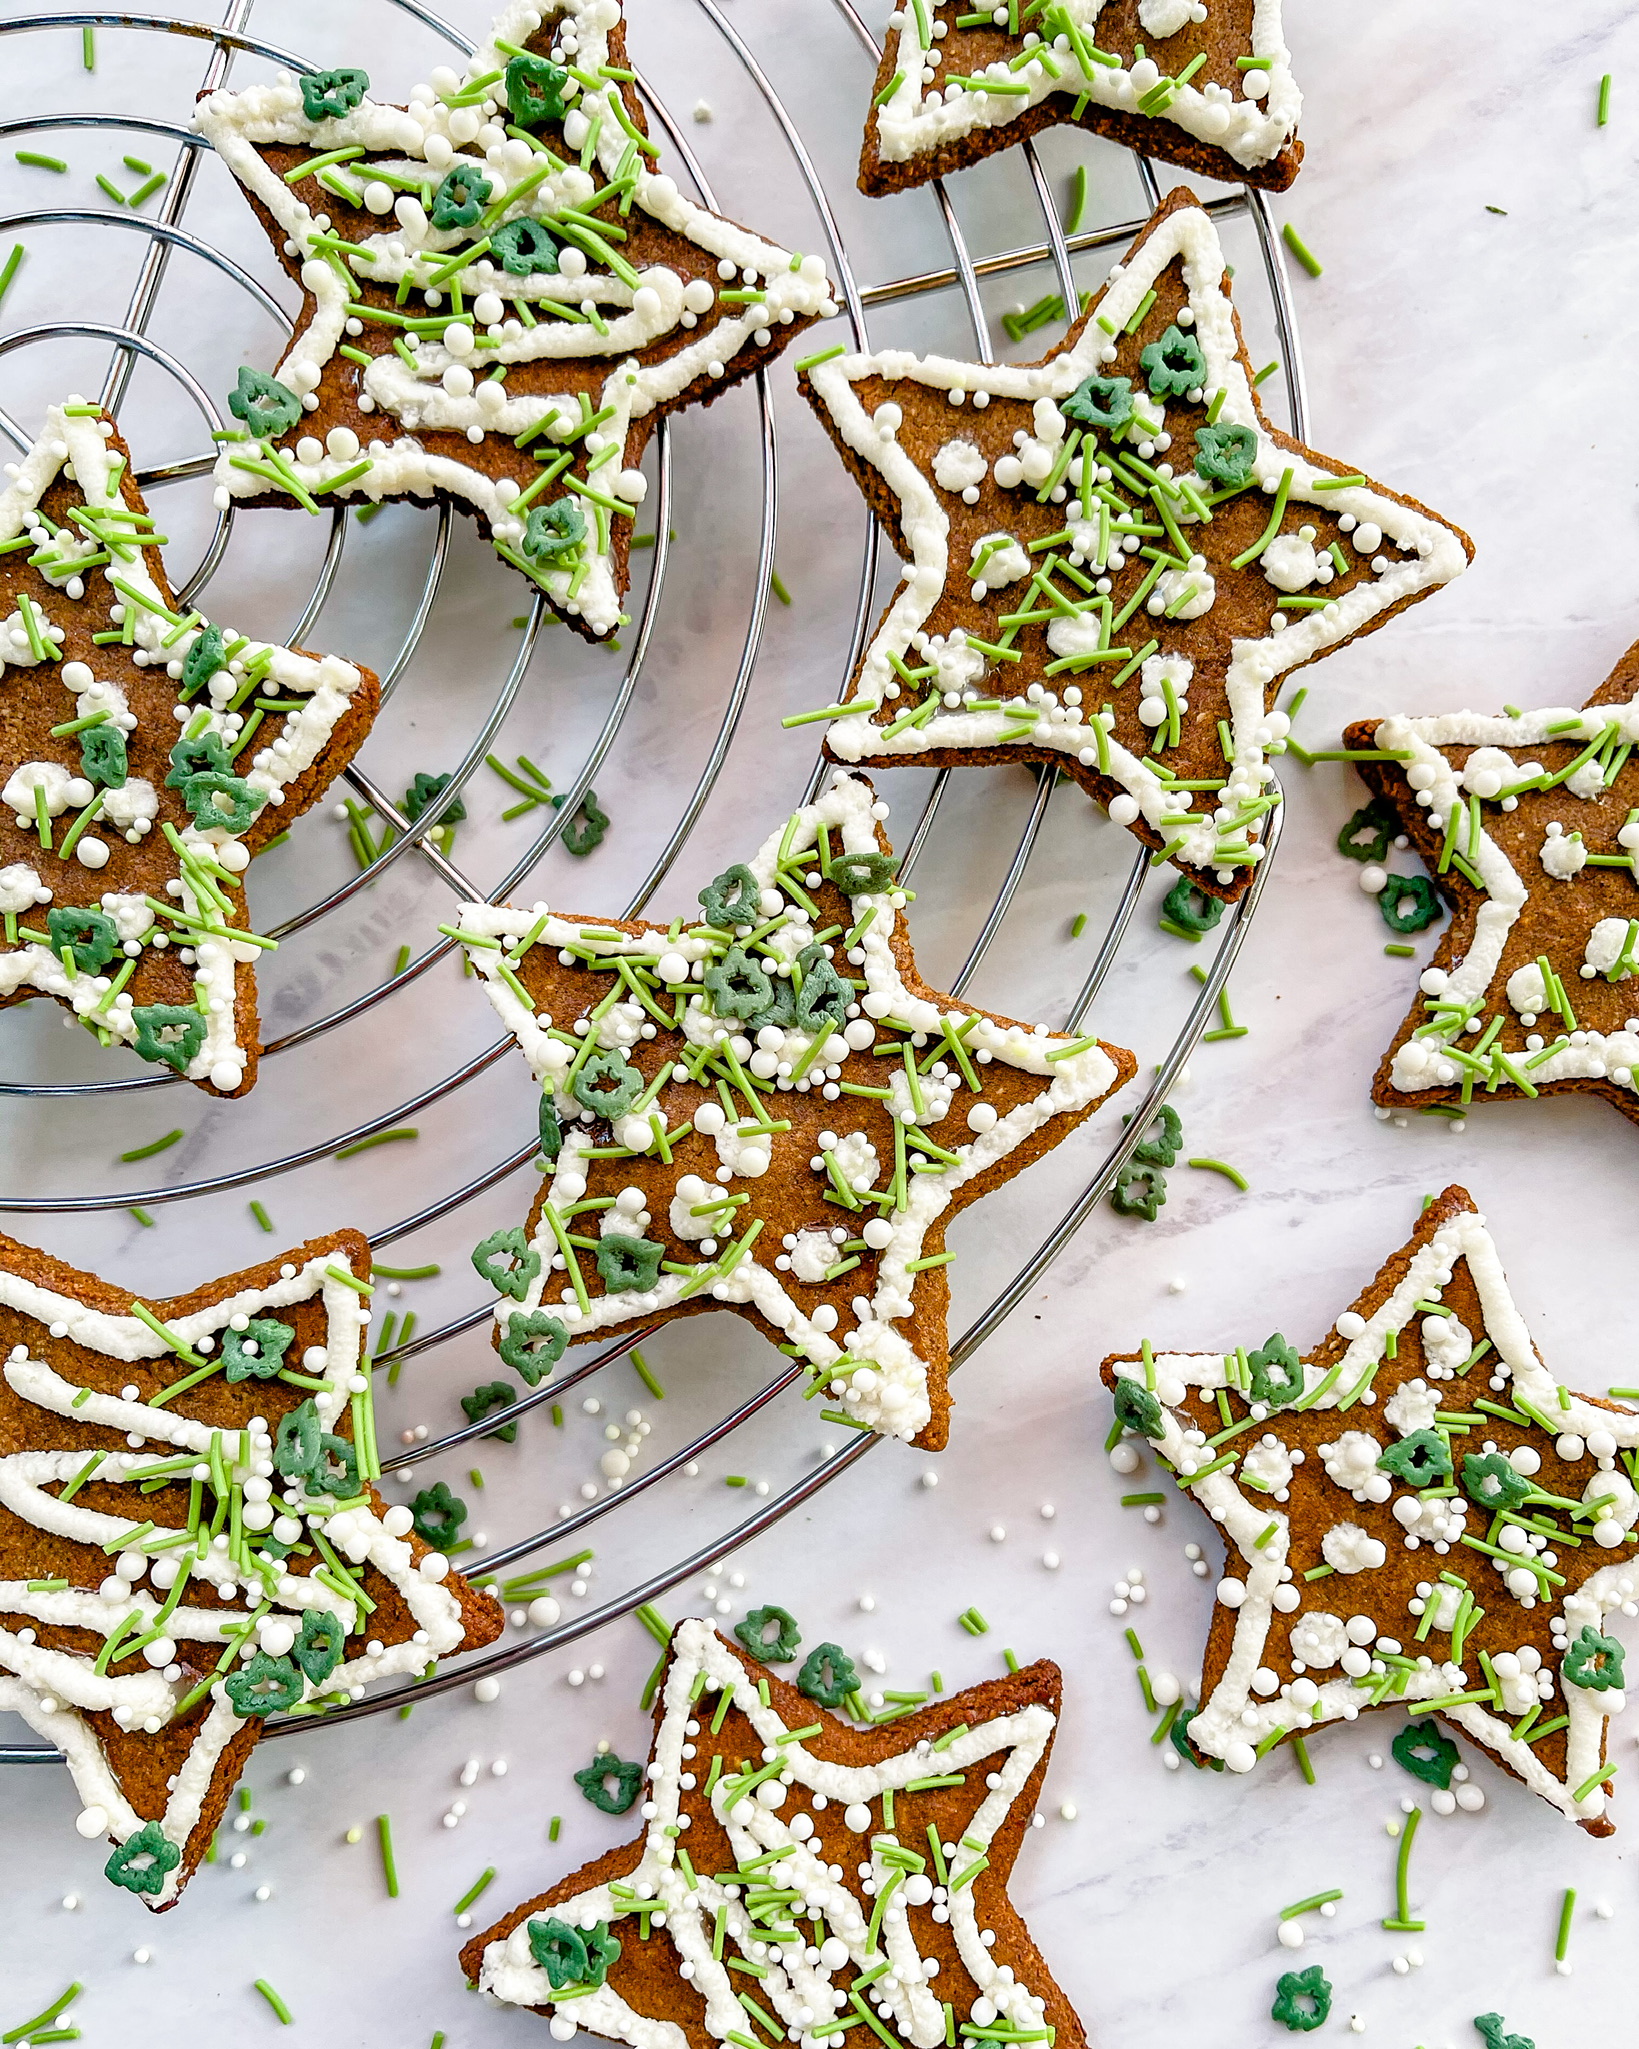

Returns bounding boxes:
[0,1247,467,1906]
[872,0,1299,179]
[1369,701,1639,1104]
[0,401,368,1089]
[458,771,1125,1441]
[478,1616,1055,2047]
[193,0,837,636]
[804,202,1469,881]
[1117,1202,1638,1822]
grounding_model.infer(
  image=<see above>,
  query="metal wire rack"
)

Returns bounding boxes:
[0,0,1303,1765]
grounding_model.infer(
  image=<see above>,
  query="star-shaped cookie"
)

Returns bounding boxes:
[1102,1186,1639,1833]
[0,1225,501,1907]
[797,187,1471,899]
[860,0,1303,196]
[193,0,837,638]
[1345,641,1639,1124]
[453,770,1135,1448]
[461,1615,1082,2049]
[0,398,379,1094]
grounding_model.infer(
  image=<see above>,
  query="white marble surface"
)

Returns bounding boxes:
[2,0,1638,2040]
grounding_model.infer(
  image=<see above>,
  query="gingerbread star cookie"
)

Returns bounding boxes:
[453,770,1135,1448]
[0,1225,500,1908]
[0,398,379,1095]
[1103,1186,1639,1833]
[1345,639,1639,1125]
[461,1615,1083,2049]
[193,0,837,638]
[797,187,1471,899]
[860,0,1303,197]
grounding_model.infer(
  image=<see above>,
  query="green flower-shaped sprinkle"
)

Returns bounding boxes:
[472,1226,541,1302]
[46,906,119,973]
[1113,1377,1164,1440]
[1062,374,1133,431]
[797,1642,859,1707]
[698,863,760,928]
[1563,1625,1625,1692]
[1139,323,1207,398]
[1132,1105,1183,1168]
[228,365,303,440]
[410,1480,467,1551]
[1391,1717,1459,1789]
[574,1754,644,1814]
[430,162,491,230]
[1377,1429,1452,1488]
[224,1651,305,1719]
[1460,1450,1533,1512]
[704,943,774,1021]
[735,1604,802,1663]
[595,1234,663,1295]
[570,1048,644,1120]
[463,1379,519,1442]
[499,1310,568,1386]
[104,1820,181,1896]
[293,1609,346,1687]
[131,1004,206,1074]
[1192,421,1257,488]
[298,66,369,122]
[1272,1965,1332,2033]
[1378,874,1442,935]
[1110,1161,1166,1221]
[221,1315,294,1383]
[1247,1333,1304,1406]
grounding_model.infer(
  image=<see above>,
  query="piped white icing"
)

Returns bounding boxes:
[477,1617,1055,2045]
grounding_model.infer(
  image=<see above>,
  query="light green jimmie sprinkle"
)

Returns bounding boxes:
[1281,222,1323,278]
[1,1981,81,2044]
[1188,1156,1249,1191]
[253,1980,294,2026]
[121,1127,184,1163]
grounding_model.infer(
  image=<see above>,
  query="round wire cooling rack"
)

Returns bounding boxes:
[0,0,1304,1765]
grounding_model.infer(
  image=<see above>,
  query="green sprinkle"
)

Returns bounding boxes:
[247,1200,274,1233]
[1599,73,1613,126]
[121,1127,184,1163]
[1120,1492,1164,1506]
[376,1813,399,1898]
[95,173,127,206]
[374,1263,440,1281]
[2,1983,81,2045]
[14,152,67,173]
[770,569,792,607]
[1252,359,1278,387]
[82,25,95,68]
[130,172,167,206]
[1070,912,1087,938]
[1556,1885,1576,1960]
[725,1475,747,1488]
[1280,1889,1342,1921]
[1384,943,1415,958]
[795,344,846,373]
[253,1981,293,2026]
[630,1348,664,1400]
[1381,1804,1425,1932]
[1281,223,1323,277]
[454,1865,497,1916]
[1486,204,1508,215]
[335,1126,419,1161]
[1066,163,1087,235]
[1187,1156,1249,1191]
[0,244,27,306]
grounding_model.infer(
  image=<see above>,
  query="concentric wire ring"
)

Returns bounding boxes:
[0,0,1304,1762]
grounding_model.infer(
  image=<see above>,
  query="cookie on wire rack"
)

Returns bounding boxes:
[1342,639,1639,1127]
[795,186,1472,900]
[0,1226,501,1908]
[0,398,379,1095]
[461,1614,1084,2049]
[1102,1185,1638,1833]
[193,0,837,639]
[858,0,1303,197]
[451,770,1136,1450]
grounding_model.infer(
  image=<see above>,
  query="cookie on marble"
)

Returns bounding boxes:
[0,399,379,1094]
[1345,640,1639,1125]
[797,187,1471,900]
[860,0,1303,196]
[461,1614,1084,2049]
[193,0,836,639]
[1103,1185,1639,1832]
[452,769,1135,1449]
[0,1225,500,1907]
